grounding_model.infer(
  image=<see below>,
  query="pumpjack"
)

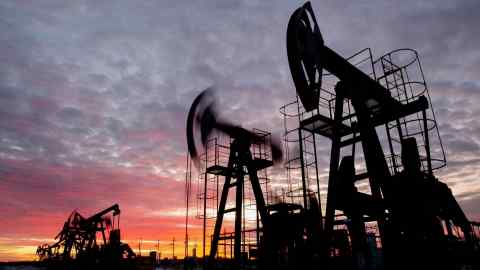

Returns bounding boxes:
[286,2,480,269]
[187,89,325,270]
[185,2,480,270]
[36,204,135,268]
[187,89,278,269]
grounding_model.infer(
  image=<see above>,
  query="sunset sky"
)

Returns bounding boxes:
[1,0,480,262]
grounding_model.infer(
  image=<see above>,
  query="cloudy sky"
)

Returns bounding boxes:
[1,0,480,261]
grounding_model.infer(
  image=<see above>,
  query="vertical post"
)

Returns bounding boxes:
[312,132,323,231]
[203,148,208,263]
[324,91,345,261]
[385,123,398,174]
[256,211,260,251]
[101,223,106,245]
[234,165,244,268]
[216,140,220,210]
[298,128,309,208]
[185,154,191,261]
[422,110,433,175]
[157,240,160,262]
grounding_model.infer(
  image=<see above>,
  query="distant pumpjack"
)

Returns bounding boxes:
[37,204,135,267]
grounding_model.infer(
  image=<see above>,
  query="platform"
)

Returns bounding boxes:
[206,158,273,177]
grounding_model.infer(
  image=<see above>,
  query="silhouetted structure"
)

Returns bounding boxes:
[186,89,284,269]
[36,204,135,269]
[185,2,480,270]
[282,1,480,269]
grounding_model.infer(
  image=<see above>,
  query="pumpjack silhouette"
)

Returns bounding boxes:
[36,204,135,269]
[185,2,480,270]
